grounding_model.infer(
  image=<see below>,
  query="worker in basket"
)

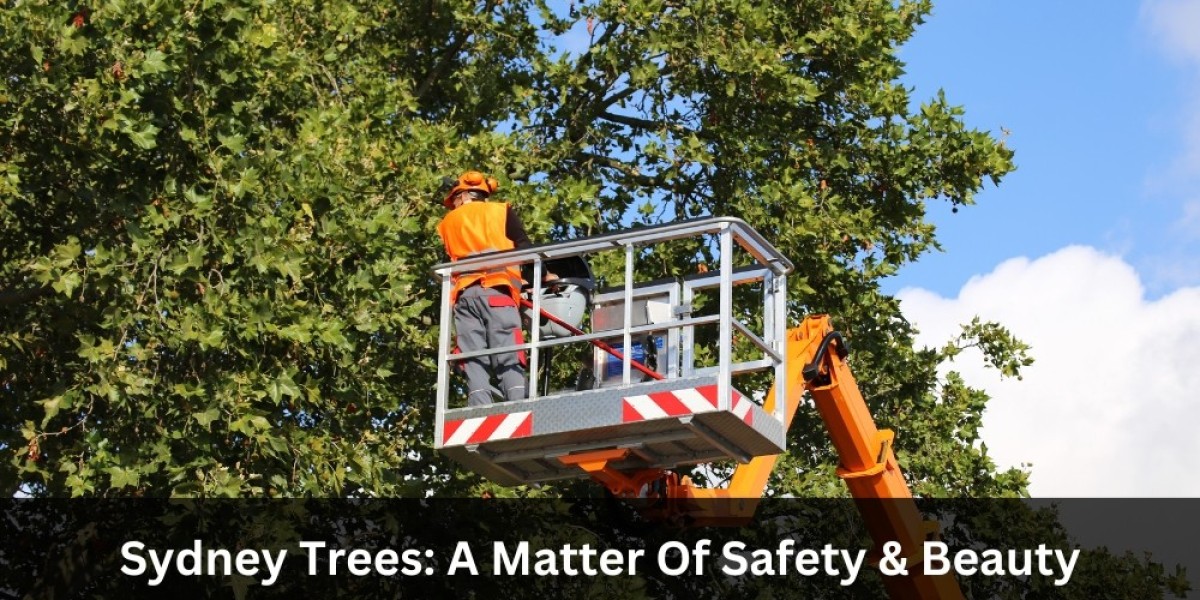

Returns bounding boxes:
[436,170,557,406]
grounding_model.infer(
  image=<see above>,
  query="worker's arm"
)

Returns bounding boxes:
[505,204,532,249]
[507,205,556,282]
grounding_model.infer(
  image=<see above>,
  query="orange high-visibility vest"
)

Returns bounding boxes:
[438,201,523,303]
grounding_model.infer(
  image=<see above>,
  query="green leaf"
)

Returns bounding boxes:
[52,236,82,267]
[193,408,221,428]
[142,49,168,75]
[268,373,301,403]
[38,397,63,428]
[108,467,140,489]
[249,24,279,48]
[51,272,82,296]
[218,133,245,153]
[127,123,160,149]
[59,29,88,55]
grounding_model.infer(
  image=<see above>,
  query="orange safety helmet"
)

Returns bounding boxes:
[441,170,499,208]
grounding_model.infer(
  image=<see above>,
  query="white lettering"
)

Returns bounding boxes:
[691,540,712,574]
[175,540,201,578]
[299,540,326,575]
[400,548,424,576]
[448,542,478,575]
[955,547,978,576]
[925,541,951,575]
[147,543,176,585]
[345,549,373,576]
[794,548,820,576]
[120,541,147,579]
[260,549,287,586]
[374,549,398,577]
[841,548,865,586]
[494,541,527,575]
[721,541,748,575]
[120,540,288,586]
[921,542,1080,585]
[1056,549,1080,586]
[492,541,642,576]
[658,541,691,576]
[717,542,864,585]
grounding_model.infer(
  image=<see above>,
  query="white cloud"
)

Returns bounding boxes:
[898,246,1200,497]
[1141,0,1200,65]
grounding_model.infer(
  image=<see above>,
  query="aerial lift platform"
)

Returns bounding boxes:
[432,217,791,485]
[431,217,963,599]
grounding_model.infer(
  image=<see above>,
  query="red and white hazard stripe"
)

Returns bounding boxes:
[443,411,533,446]
[622,385,753,425]
[730,391,753,425]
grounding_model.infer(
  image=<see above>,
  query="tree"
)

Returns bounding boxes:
[0,1,1188,596]
[0,0,537,497]
[0,0,1016,497]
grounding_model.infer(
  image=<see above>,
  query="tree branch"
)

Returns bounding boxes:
[576,151,666,188]
[599,110,665,132]
[599,86,638,108]
[0,285,48,309]
[413,0,499,102]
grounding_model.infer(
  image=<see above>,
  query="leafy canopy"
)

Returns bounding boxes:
[0,0,1045,501]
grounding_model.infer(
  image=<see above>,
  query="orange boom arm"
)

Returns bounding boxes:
[561,315,963,599]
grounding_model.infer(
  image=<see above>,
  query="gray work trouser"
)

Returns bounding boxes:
[454,285,527,406]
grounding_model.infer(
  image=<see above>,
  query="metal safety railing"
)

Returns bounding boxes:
[430,216,794,448]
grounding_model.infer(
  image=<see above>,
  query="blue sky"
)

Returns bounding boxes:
[892,0,1200,501]
[891,1,1199,298]
[892,5,1200,580]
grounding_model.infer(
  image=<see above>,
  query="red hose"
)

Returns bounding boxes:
[519,297,663,381]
